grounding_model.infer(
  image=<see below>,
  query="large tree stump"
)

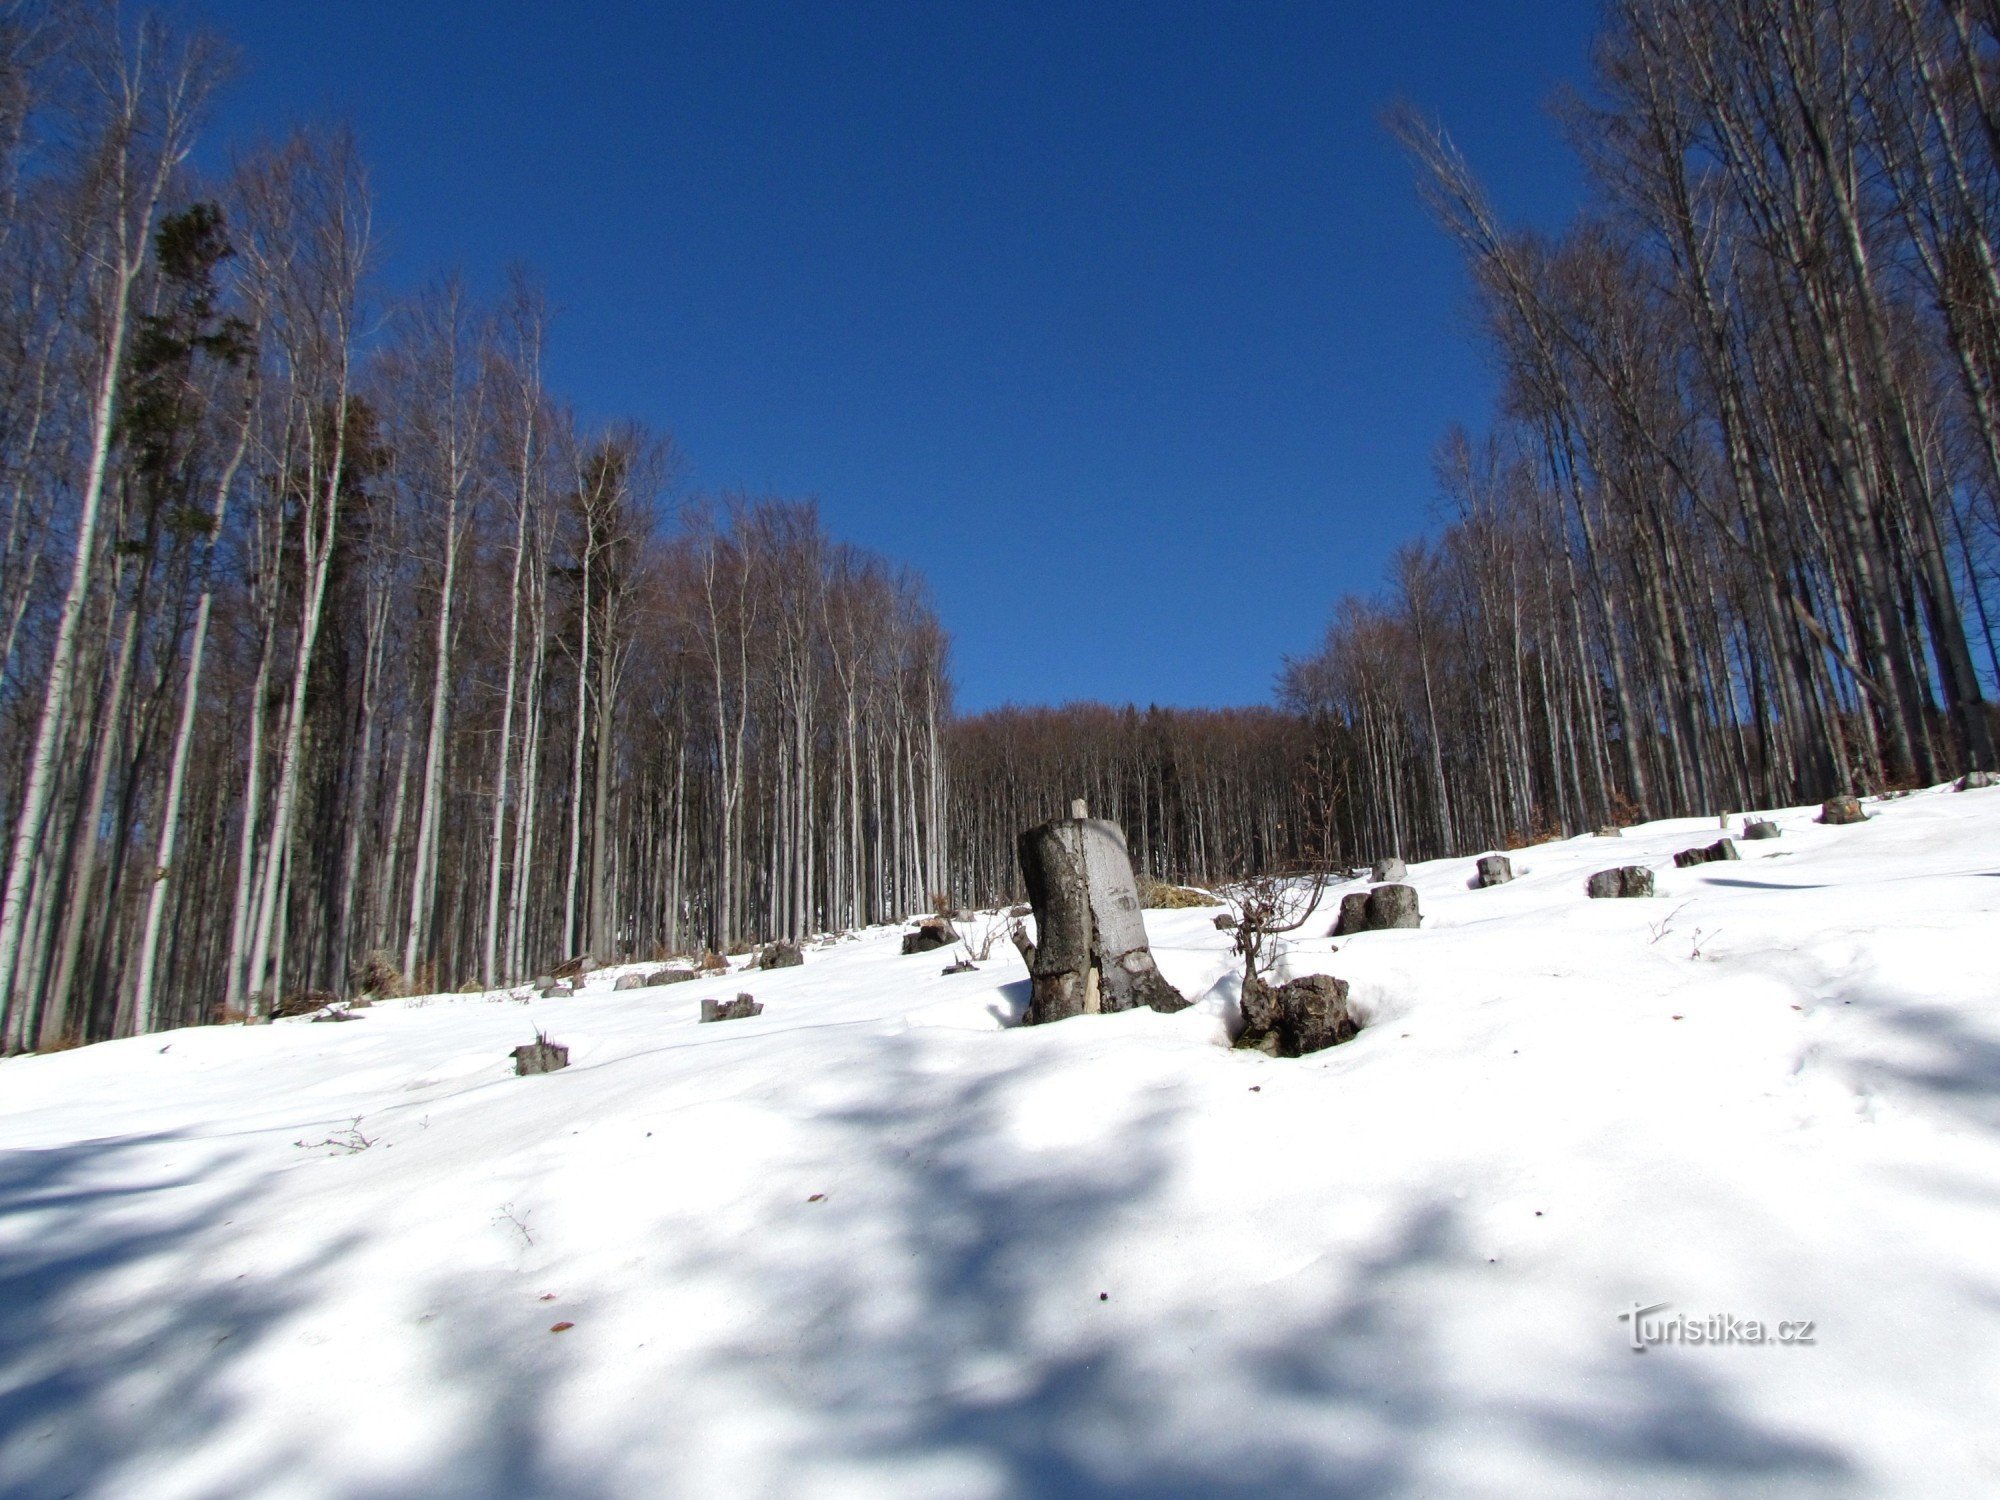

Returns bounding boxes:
[1475,854,1514,888]
[1818,796,1866,825]
[1016,815,1186,1025]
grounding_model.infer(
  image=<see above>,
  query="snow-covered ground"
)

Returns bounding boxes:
[4,787,1999,1499]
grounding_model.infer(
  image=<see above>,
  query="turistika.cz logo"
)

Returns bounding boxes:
[1617,1302,1817,1351]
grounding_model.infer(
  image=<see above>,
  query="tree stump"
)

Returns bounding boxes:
[1016,815,1186,1025]
[551,954,593,980]
[1956,771,1995,791]
[1818,796,1866,825]
[758,941,805,969]
[540,979,574,998]
[1364,884,1422,929]
[1236,974,1358,1057]
[1475,854,1514,888]
[901,919,957,956]
[513,1039,569,1075]
[700,994,763,1023]
[613,973,646,991]
[1371,857,1407,883]
[1741,820,1780,840]
[1673,839,1739,868]
[1586,866,1655,899]
[1331,892,1371,936]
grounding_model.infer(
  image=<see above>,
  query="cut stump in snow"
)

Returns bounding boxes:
[1475,854,1514,888]
[613,974,646,991]
[513,1039,569,1075]
[1742,820,1781,840]
[1819,796,1867,825]
[1956,770,1996,791]
[757,941,804,970]
[540,980,574,999]
[1365,884,1422,929]
[645,968,694,986]
[1237,974,1358,1058]
[1587,866,1656,899]
[700,994,763,1023]
[1371,857,1407,883]
[1331,892,1371,937]
[1674,839,1740,868]
[900,919,957,956]
[1016,814,1186,1025]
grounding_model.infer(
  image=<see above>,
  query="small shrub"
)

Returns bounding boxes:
[351,949,407,999]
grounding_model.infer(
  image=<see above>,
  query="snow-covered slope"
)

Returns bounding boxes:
[4,786,1999,1499]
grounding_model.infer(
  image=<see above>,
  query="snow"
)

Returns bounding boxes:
[4,786,2000,1498]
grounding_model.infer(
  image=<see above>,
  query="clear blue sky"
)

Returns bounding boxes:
[191,1,1599,713]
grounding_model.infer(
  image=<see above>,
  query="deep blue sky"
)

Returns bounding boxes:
[191,1,1600,713]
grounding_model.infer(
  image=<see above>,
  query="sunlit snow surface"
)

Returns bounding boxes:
[5,786,2000,1498]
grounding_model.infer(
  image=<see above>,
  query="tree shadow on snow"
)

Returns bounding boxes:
[0,1133,353,1499]
[400,1033,1862,1499]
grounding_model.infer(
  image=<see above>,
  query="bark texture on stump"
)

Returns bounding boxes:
[1955,771,1995,791]
[700,994,763,1023]
[1236,973,1358,1057]
[1819,796,1866,825]
[758,941,804,969]
[513,1040,569,1075]
[901,918,957,956]
[1475,854,1514,888]
[1016,816,1186,1025]
[1331,891,1371,937]
[1586,866,1656,898]
[1673,839,1740,868]
[1364,884,1422,929]
[1742,820,1781,840]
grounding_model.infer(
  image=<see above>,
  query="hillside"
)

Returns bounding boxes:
[3,787,1999,1498]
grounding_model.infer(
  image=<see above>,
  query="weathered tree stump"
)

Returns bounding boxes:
[1236,974,1358,1057]
[1371,857,1407,883]
[1586,866,1655,899]
[551,954,593,980]
[1331,892,1371,936]
[1364,884,1422,929]
[901,918,957,956]
[1673,839,1740,868]
[613,973,646,991]
[1742,820,1780,840]
[700,994,763,1023]
[540,979,575,999]
[513,1039,569,1075]
[1016,814,1186,1024]
[1475,854,1514,888]
[1819,795,1866,825]
[1213,911,1238,931]
[758,941,805,970]
[1956,770,1995,791]
[644,968,693,986]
